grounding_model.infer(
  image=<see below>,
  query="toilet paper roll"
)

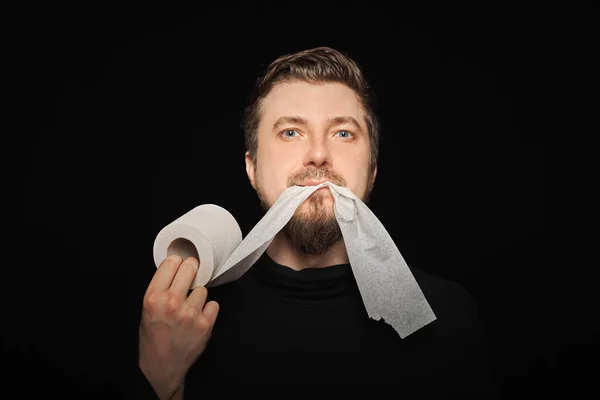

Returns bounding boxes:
[152,204,243,288]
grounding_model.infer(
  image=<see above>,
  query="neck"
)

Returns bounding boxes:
[266,231,349,270]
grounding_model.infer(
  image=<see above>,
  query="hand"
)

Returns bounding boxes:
[138,255,219,400]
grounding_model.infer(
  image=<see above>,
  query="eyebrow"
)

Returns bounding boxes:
[327,116,363,133]
[272,115,364,133]
[272,115,308,131]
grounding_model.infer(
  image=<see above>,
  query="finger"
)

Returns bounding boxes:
[168,256,199,296]
[202,300,219,325]
[147,254,183,293]
[186,285,208,312]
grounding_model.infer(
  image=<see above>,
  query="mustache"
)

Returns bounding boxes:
[287,167,346,187]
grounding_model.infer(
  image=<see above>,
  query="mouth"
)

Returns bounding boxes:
[298,180,330,187]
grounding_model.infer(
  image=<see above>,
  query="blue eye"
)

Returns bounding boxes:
[282,129,299,138]
[337,130,352,138]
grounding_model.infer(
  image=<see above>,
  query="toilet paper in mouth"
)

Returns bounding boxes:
[153,182,436,338]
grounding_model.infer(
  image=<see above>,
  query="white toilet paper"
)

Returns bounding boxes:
[153,182,436,338]
[152,204,243,288]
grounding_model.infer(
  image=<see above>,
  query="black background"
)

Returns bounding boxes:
[11,5,596,399]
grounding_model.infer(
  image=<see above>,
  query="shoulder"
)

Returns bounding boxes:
[408,265,480,322]
[407,266,498,396]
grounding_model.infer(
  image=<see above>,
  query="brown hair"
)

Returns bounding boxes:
[241,46,379,175]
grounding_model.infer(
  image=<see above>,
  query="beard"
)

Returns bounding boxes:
[283,189,343,255]
[256,167,358,256]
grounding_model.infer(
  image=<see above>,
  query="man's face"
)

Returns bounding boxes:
[245,80,376,255]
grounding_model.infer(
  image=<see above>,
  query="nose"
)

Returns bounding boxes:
[303,135,332,168]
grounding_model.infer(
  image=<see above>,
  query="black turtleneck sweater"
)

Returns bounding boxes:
[132,254,498,399]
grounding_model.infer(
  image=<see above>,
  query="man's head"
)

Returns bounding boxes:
[242,46,380,255]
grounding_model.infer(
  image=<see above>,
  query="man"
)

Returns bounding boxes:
[132,46,498,399]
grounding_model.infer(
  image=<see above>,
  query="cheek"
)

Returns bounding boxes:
[256,156,295,203]
[350,168,371,198]
[335,150,371,195]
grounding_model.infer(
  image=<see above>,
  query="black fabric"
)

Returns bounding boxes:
[133,254,498,399]
[129,363,160,400]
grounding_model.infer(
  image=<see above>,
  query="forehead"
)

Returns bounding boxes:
[258,81,367,130]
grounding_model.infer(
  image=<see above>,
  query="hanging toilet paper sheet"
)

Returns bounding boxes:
[153,182,436,338]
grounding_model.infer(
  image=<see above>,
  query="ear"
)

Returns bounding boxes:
[245,151,256,189]
[371,165,378,186]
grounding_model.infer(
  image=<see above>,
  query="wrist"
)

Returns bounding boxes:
[139,360,184,400]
